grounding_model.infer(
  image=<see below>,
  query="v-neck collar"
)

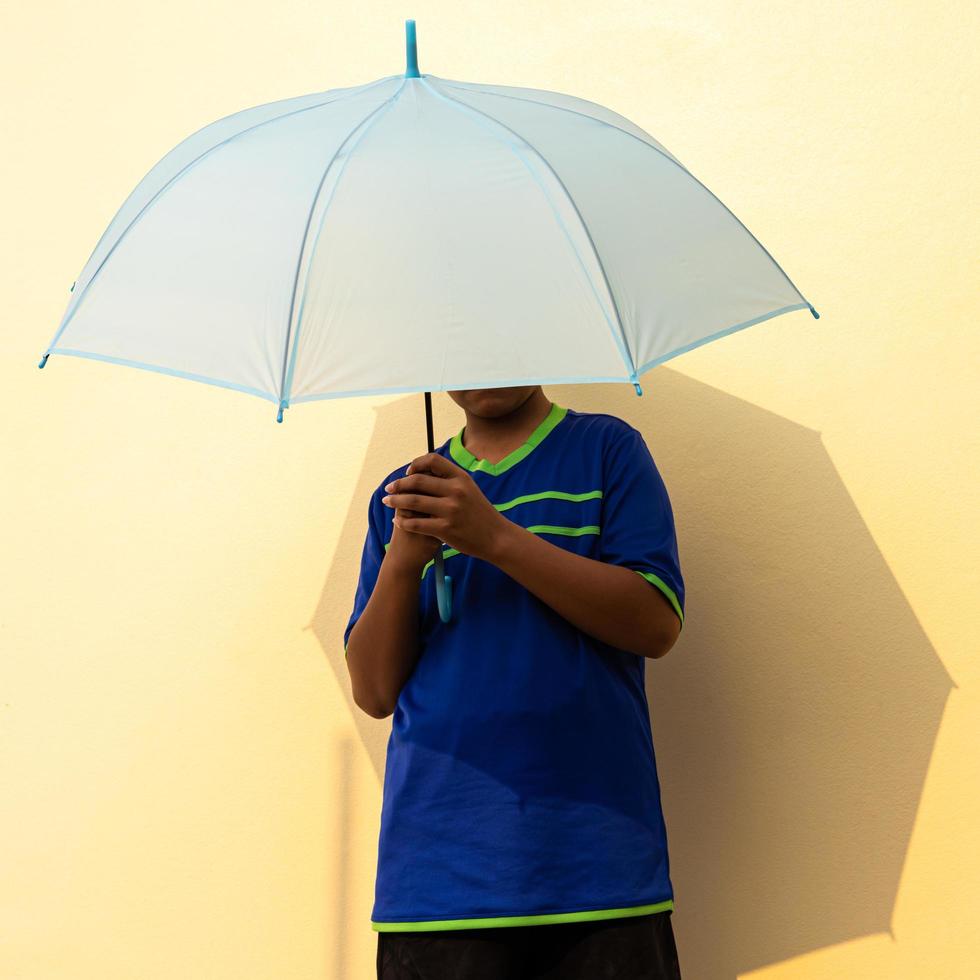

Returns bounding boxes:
[449,402,568,476]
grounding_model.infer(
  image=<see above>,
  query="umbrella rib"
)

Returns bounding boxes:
[278,78,410,412]
[420,76,638,386]
[66,76,400,305]
[434,77,684,166]
[436,79,814,312]
[44,74,402,359]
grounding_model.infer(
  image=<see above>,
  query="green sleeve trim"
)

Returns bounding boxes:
[449,402,568,475]
[634,570,684,628]
[372,899,674,932]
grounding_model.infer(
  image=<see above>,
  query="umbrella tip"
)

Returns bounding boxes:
[405,19,420,78]
[809,305,820,319]
[38,353,49,369]
[277,400,286,423]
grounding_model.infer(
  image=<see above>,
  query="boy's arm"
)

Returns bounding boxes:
[486,524,681,659]
[344,479,440,719]
[345,548,427,718]
[381,441,684,661]
[480,426,684,658]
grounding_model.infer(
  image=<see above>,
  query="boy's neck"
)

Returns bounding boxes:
[460,390,554,466]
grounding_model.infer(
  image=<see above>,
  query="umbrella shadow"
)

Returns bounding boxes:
[307,375,954,979]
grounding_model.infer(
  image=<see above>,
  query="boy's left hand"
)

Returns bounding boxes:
[380,452,511,563]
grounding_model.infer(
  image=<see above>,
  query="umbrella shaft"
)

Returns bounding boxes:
[424,390,435,452]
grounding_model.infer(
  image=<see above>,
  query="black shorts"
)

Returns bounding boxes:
[377,910,682,979]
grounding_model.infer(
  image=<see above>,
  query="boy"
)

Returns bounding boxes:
[344,385,685,979]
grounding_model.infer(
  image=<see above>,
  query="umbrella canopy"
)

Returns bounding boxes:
[38,19,818,623]
[39,20,817,425]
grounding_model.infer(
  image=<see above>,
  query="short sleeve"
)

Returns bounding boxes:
[343,487,387,656]
[598,425,685,630]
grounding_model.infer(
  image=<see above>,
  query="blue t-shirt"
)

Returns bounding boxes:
[344,402,685,932]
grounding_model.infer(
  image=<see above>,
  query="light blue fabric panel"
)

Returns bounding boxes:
[42,70,814,413]
[430,75,812,375]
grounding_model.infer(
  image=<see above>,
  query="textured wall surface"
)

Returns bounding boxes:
[2,1,977,977]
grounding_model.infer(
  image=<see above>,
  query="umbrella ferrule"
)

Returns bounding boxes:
[629,372,643,396]
[404,19,421,78]
[277,399,287,423]
[38,352,49,369]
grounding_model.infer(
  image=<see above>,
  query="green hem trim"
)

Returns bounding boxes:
[634,570,684,628]
[449,402,568,475]
[371,899,674,932]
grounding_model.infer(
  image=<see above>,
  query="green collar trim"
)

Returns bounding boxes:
[449,402,568,476]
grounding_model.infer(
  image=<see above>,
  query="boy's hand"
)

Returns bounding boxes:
[381,453,511,564]
[386,507,443,574]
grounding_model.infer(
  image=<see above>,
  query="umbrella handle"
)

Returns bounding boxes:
[433,550,453,622]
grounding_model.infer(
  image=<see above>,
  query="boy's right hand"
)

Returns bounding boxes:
[383,461,445,573]
[386,506,443,573]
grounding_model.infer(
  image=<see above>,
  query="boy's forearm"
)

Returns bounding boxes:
[345,553,425,718]
[486,520,680,659]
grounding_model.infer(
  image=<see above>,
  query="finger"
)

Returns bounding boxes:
[383,492,447,515]
[393,514,444,536]
[383,472,449,497]
[406,452,459,478]
[395,506,441,528]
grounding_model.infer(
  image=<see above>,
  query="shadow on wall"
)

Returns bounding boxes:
[307,374,954,980]
[327,735,355,980]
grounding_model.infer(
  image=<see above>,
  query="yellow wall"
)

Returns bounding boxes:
[2,1,977,976]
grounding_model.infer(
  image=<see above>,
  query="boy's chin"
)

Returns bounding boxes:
[455,386,537,418]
